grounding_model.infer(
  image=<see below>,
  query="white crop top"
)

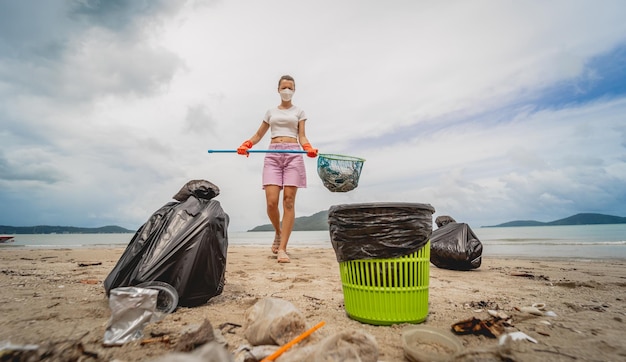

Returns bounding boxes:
[263,106,307,138]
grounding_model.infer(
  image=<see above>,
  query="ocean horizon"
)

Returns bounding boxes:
[2,224,625,259]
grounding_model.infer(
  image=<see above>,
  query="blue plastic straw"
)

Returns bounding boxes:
[208,149,307,154]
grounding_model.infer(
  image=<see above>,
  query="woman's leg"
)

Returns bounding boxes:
[279,186,298,252]
[265,185,282,252]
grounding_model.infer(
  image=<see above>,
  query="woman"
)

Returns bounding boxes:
[237,75,318,263]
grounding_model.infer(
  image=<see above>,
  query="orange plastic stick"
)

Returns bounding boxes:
[261,321,326,362]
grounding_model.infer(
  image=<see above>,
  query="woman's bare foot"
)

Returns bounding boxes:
[277,250,290,263]
[271,234,281,254]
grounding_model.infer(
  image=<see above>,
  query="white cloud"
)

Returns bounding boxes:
[1,0,626,231]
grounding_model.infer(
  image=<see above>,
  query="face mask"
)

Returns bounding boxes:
[279,89,294,102]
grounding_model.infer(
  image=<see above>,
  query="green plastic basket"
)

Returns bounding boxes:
[338,241,430,325]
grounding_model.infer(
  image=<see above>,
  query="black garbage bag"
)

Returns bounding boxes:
[430,220,482,270]
[104,180,229,307]
[328,202,435,262]
[435,215,456,227]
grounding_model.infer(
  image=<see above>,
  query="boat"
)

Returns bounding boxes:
[0,235,15,243]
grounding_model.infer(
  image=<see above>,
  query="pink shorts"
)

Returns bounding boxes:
[262,143,307,189]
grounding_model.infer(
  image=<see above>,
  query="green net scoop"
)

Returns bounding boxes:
[316,154,365,192]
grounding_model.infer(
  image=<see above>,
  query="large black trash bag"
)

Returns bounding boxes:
[328,202,435,262]
[103,180,229,307]
[430,217,482,270]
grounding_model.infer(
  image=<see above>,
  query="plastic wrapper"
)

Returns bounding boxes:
[430,222,483,270]
[103,287,161,346]
[149,341,234,362]
[328,202,435,262]
[281,330,379,362]
[104,180,229,307]
[243,298,307,346]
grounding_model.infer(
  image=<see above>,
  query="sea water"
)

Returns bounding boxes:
[3,224,625,259]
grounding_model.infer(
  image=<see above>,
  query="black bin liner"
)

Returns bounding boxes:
[430,220,482,270]
[328,202,435,262]
[104,180,229,307]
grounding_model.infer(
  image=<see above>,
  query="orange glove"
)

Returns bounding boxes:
[302,143,318,158]
[237,140,253,157]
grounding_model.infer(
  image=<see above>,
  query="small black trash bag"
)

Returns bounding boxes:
[104,180,229,307]
[435,215,456,228]
[328,202,435,262]
[430,216,482,270]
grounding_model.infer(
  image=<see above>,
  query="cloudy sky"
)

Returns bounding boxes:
[1,0,625,232]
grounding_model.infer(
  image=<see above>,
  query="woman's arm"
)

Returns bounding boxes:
[298,120,318,157]
[249,121,270,145]
[297,120,310,146]
[238,121,269,155]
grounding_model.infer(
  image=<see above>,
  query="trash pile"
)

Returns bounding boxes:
[236,298,378,362]
[98,296,379,362]
[451,302,557,339]
[399,301,559,361]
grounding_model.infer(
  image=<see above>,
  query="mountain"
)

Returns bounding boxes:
[545,213,626,225]
[248,210,329,231]
[0,225,134,234]
[486,213,626,227]
[248,211,626,231]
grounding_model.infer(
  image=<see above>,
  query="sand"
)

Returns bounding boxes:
[1,246,625,361]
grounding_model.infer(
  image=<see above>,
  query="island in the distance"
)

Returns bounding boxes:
[3,212,623,234]
[248,211,626,231]
[0,225,134,234]
[484,213,626,227]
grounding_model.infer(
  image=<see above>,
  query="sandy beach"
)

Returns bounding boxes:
[1,246,625,361]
